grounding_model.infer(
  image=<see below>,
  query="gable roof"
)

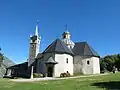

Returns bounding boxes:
[72,42,99,57]
[43,39,74,55]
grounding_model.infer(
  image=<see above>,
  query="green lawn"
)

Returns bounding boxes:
[0,73,120,90]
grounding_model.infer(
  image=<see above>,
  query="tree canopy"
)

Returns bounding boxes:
[100,54,120,72]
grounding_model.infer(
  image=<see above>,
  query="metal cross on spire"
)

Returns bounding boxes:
[64,24,70,34]
[65,24,68,31]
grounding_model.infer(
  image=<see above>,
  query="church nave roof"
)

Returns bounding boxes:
[43,39,74,55]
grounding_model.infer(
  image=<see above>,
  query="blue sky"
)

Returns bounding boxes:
[0,0,120,64]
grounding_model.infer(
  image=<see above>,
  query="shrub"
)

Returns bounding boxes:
[66,71,70,77]
[60,73,66,77]
[60,71,71,77]
[33,73,43,78]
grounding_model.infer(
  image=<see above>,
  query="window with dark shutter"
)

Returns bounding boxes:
[87,60,90,65]
[66,58,68,63]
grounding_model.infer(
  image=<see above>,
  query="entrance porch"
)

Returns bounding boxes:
[45,57,58,77]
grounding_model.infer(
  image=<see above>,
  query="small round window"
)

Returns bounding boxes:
[87,60,90,65]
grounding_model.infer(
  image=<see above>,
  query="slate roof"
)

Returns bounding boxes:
[72,42,99,57]
[43,39,74,55]
[7,62,28,69]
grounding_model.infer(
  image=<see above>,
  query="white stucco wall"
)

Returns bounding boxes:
[54,54,73,77]
[81,57,100,74]
[81,57,94,74]
[92,57,100,74]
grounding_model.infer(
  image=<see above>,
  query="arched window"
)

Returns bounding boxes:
[87,60,90,65]
[32,45,35,48]
[66,58,68,63]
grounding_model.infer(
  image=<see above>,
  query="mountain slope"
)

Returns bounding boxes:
[0,56,15,77]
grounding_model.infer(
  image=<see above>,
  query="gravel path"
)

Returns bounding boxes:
[11,73,108,82]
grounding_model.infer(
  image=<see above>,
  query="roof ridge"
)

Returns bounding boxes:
[88,44,99,56]
[58,39,68,52]
[83,42,87,55]
[85,43,93,55]
[53,39,58,52]
[43,40,56,53]
[75,42,87,43]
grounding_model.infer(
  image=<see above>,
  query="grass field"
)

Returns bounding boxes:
[0,73,120,90]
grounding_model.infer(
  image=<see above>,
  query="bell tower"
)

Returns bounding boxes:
[28,21,41,66]
[62,25,75,49]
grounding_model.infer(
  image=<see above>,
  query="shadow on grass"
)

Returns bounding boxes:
[92,81,120,90]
